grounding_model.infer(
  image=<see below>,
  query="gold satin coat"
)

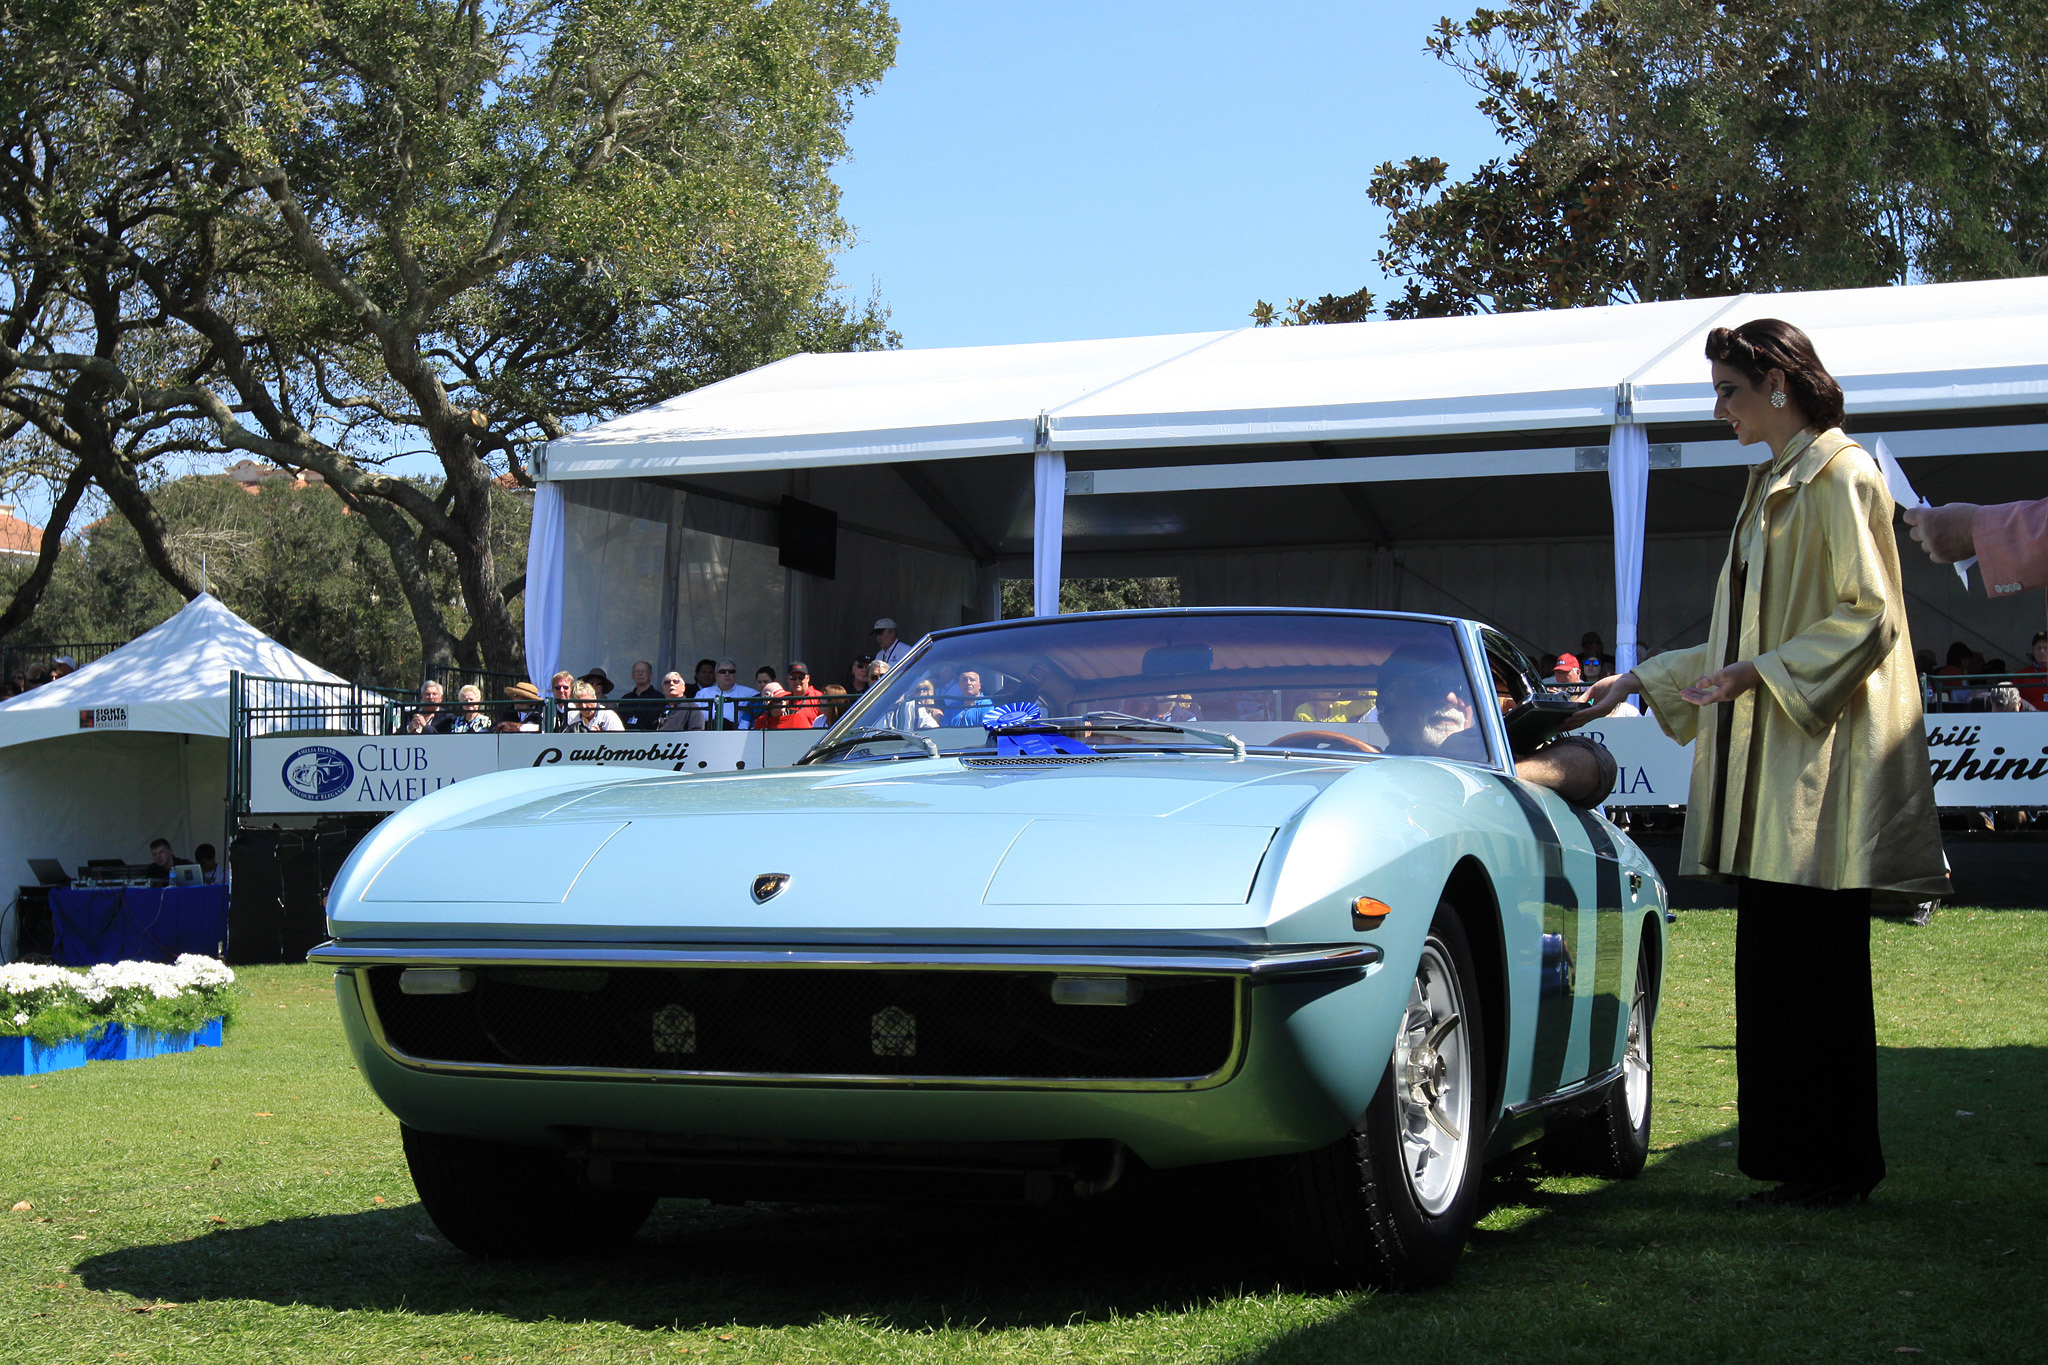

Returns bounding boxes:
[1633,427,1948,902]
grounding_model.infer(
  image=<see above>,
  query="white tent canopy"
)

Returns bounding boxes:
[0,593,348,747]
[529,277,2048,689]
[538,332,1233,477]
[543,278,2048,478]
[0,596,348,950]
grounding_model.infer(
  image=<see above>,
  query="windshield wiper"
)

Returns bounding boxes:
[1051,710,1248,761]
[797,727,942,766]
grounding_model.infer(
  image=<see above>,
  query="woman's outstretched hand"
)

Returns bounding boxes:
[1679,660,1761,705]
[1567,670,1641,728]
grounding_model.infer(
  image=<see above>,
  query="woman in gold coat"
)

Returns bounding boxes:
[1575,318,1947,1208]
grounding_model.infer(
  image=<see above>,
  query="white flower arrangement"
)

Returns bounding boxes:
[0,954,239,1047]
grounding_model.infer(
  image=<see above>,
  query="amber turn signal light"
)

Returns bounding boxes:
[1351,897,1392,931]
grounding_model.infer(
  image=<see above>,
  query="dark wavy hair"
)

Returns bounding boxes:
[1703,318,1845,430]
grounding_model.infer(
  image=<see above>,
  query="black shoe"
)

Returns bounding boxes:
[1736,1180,1875,1208]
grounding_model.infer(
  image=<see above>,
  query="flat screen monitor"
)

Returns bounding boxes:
[778,495,838,579]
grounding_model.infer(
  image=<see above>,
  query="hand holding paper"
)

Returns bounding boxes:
[1876,437,1976,589]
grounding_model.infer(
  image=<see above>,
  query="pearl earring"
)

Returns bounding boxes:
[1770,390,1787,409]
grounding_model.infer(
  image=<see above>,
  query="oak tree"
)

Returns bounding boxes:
[1,0,897,672]
[1263,0,2048,320]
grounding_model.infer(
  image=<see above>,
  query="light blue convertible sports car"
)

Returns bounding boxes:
[312,609,1667,1287]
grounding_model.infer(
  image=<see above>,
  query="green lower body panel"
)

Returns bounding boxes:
[333,962,1399,1170]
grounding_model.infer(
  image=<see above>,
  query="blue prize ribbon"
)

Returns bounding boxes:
[984,702,1044,730]
[984,701,1097,756]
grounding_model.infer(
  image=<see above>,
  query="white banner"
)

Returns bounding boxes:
[1569,716,1694,807]
[1577,712,2048,808]
[248,731,765,812]
[248,714,2048,813]
[1924,714,2048,805]
[496,731,758,776]
[249,736,503,812]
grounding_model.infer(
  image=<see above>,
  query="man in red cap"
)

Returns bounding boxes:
[1551,653,1582,689]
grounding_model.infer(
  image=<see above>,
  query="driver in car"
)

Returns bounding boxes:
[1375,648,1488,762]
[1375,646,1615,808]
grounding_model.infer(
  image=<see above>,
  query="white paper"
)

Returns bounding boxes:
[1872,436,1921,510]
[1873,437,1974,589]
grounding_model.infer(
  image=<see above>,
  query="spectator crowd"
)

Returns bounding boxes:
[398,617,915,734]
[1523,627,2048,716]
[0,653,79,699]
[11,611,2043,733]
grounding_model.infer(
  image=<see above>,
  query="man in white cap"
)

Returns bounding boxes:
[871,617,911,666]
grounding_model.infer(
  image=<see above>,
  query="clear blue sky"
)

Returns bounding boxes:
[832,0,1509,349]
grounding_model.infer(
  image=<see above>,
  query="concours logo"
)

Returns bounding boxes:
[282,745,355,801]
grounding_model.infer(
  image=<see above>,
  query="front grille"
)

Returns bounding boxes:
[363,964,1238,1082]
[959,755,1118,767]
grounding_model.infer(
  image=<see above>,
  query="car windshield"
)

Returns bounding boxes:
[812,611,1494,766]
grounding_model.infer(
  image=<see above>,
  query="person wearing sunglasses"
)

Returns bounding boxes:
[782,662,822,728]
[699,658,758,729]
[1374,649,1488,763]
[1378,646,1613,807]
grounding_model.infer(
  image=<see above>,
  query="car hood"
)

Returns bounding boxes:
[328,756,1358,941]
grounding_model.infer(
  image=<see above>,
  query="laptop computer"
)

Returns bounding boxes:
[169,864,203,888]
[28,858,71,887]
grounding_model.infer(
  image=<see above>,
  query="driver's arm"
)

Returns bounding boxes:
[1514,734,1617,810]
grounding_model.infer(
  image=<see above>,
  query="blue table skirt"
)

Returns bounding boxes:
[50,886,230,966]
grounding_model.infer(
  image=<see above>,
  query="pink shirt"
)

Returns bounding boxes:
[1974,497,2048,598]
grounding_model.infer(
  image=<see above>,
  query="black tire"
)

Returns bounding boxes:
[401,1125,655,1259]
[1541,935,1654,1179]
[1278,905,1488,1289]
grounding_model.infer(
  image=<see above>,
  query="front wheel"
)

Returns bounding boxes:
[1278,906,1488,1288]
[402,1125,655,1259]
[1542,935,1655,1179]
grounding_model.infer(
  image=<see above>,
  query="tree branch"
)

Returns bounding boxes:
[0,460,91,638]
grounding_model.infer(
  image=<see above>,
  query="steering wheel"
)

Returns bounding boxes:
[1271,729,1380,754]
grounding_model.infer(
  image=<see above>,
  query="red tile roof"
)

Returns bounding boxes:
[0,508,43,558]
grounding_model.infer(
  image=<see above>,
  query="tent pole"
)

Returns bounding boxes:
[1607,383,1649,680]
[1032,415,1065,617]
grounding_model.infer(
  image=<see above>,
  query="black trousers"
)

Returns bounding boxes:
[1734,878,1885,1189]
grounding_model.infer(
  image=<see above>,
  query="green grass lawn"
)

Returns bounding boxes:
[3,908,2042,1365]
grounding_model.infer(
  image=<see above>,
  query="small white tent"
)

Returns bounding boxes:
[0,595,348,955]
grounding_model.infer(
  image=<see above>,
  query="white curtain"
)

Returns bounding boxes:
[1033,451,1066,617]
[559,481,703,682]
[524,482,566,687]
[799,528,978,683]
[1607,422,1649,676]
[667,527,786,678]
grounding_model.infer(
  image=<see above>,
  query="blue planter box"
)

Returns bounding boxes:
[85,1018,227,1061]
[1,1019,222,1072]
[0,1034,89,1076]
